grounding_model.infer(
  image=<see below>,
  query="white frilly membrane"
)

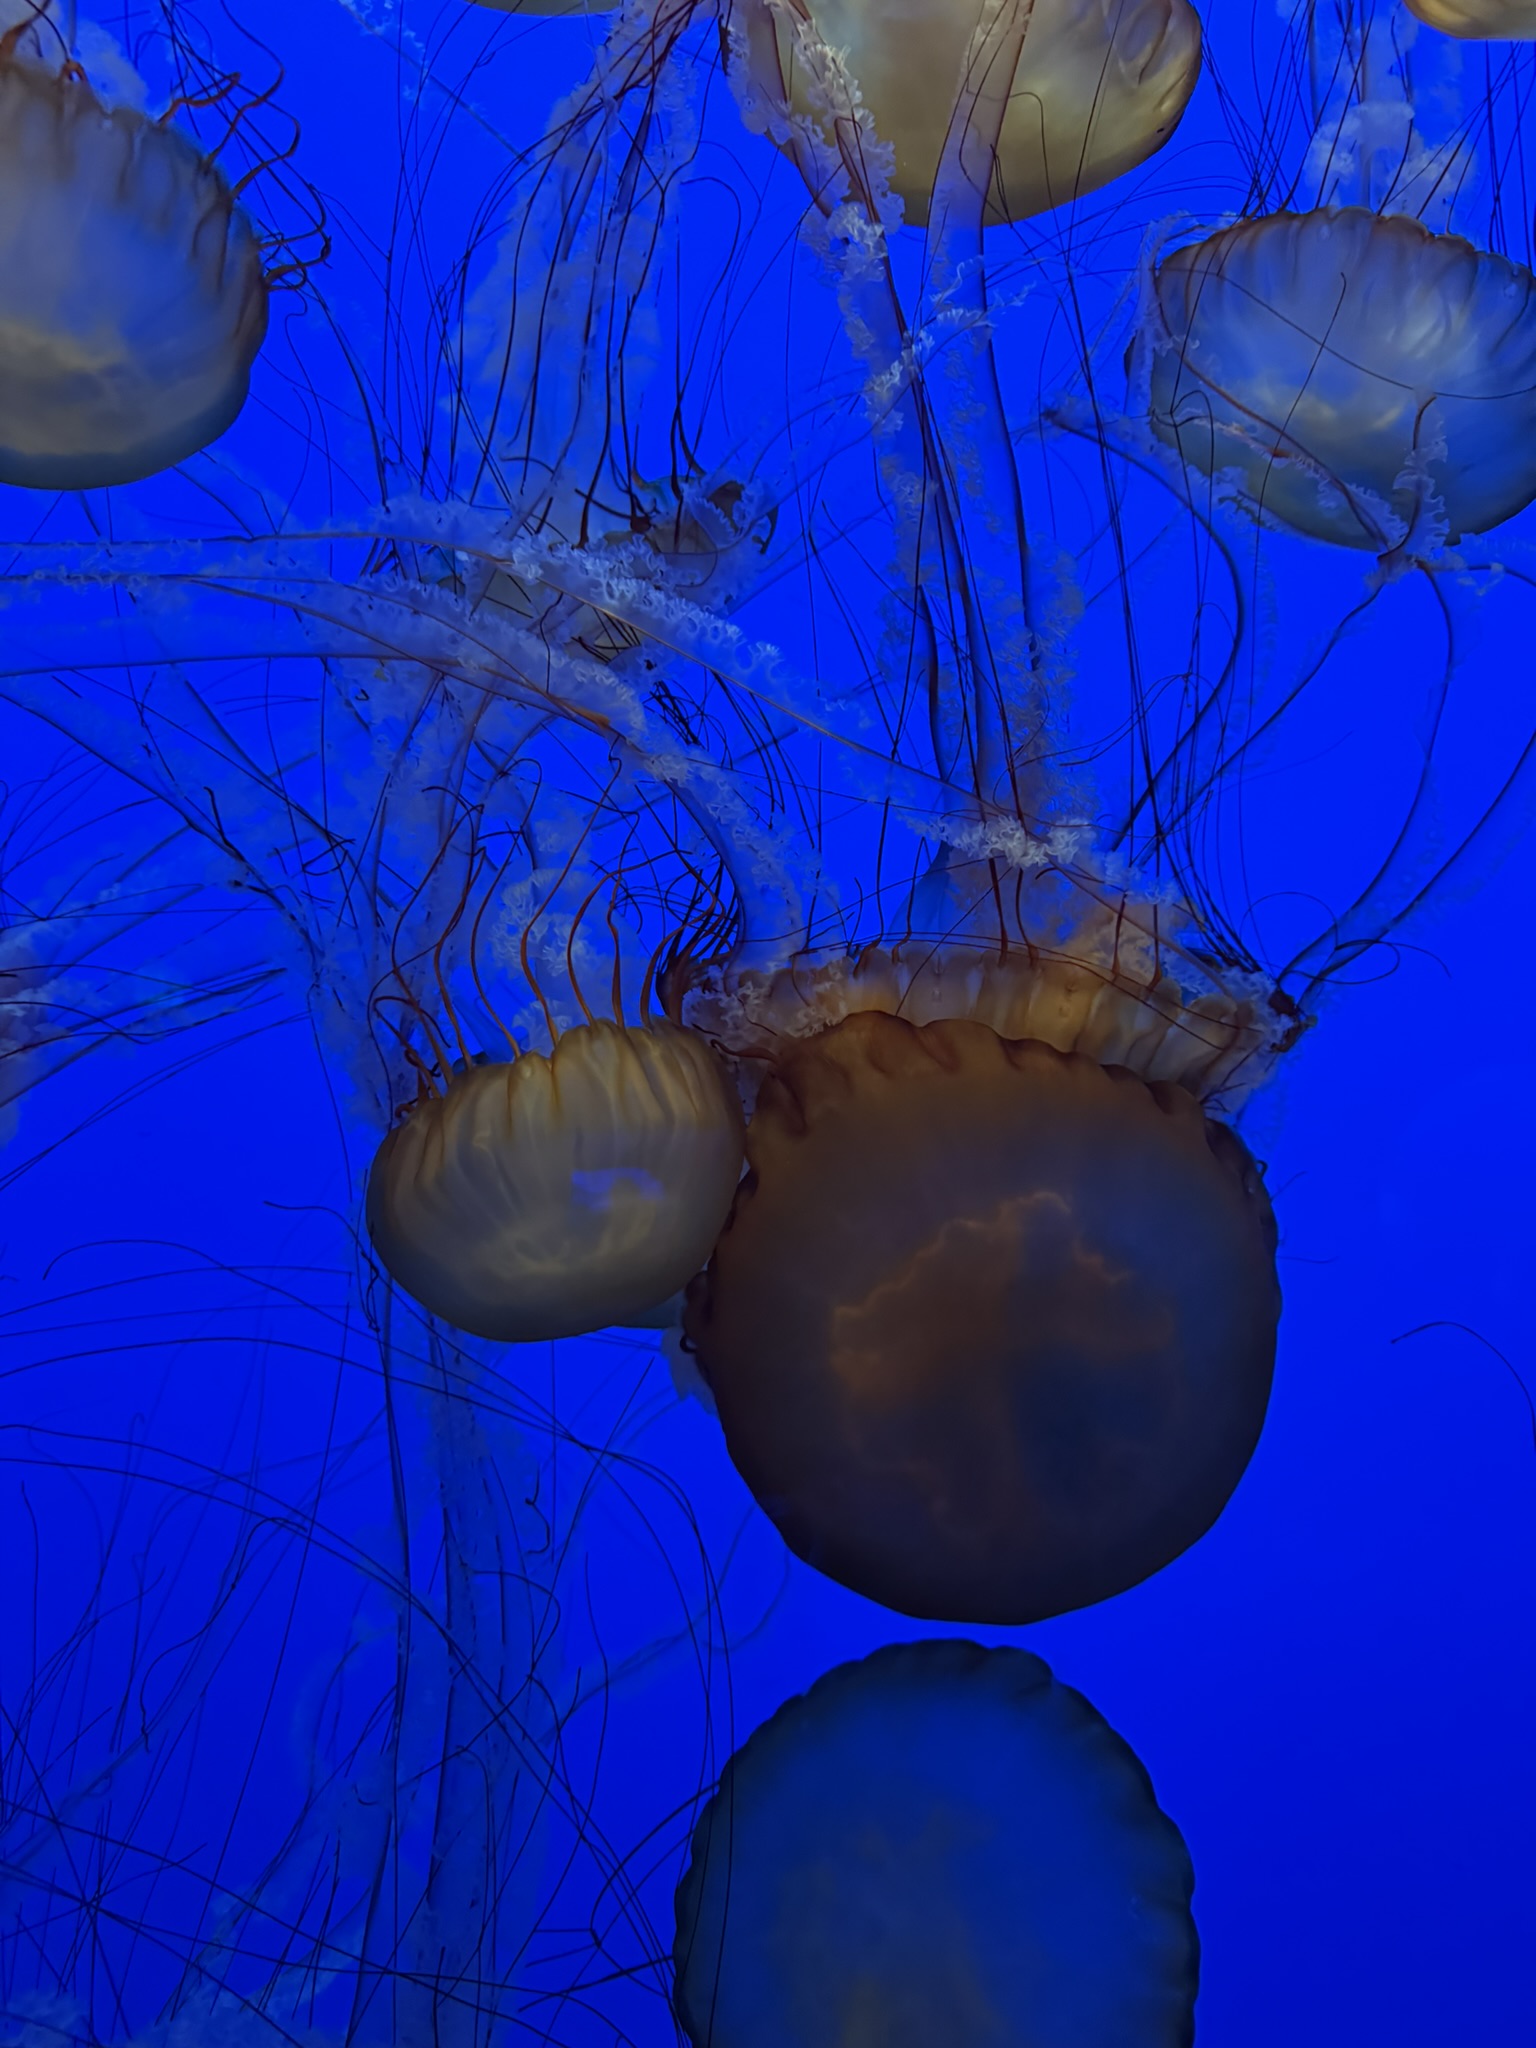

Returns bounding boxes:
[0,36,268,488]
[366,1020,745,1343]
[745,0,1201,226]
[668,868,1302,1109]
[1406,0,1536,36]
[1134,207,1536,555]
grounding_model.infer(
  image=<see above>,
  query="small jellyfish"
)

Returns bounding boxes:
[367,1019,744,1343]
[0,43,268,489]
[1405,0,1536,37]
[682,977,1280,1625]
[747,0,1202,226]
[673,1638,1199,2048]
[1136,206,1536,552]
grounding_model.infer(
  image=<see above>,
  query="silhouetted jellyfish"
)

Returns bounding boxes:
[1135,207,1536,553]
[679,924,1284,1624]
[0,28,268,488]
[674,1639,1198,2048]
[737,0,1202,225]
[1406,0,1536,35]
[367,1018,744,1342]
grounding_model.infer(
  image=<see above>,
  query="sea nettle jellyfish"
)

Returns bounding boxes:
[737,0,1202,224]
[674,874,1288,1626]
[674,1640,1199,2048]
[1135,208,1536,554]
[0,16,268,488]
[1406,0,1536,36]
[367,1018,744,1343]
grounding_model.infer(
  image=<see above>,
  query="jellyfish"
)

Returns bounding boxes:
[679,1000,1279,1624]
[0,28,268,488]
[366,1018,744,1342]
[735,0,1202,225]
[1406,0,1536,36]
[1134,206,1536,554]
[674,1639,1198,2048]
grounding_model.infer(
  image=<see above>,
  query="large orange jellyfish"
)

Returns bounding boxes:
[678,923,1283,1624]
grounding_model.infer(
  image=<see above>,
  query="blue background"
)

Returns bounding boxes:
[1,4,1533,2043]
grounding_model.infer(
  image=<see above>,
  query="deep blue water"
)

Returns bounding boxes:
[1,4,1533,2044]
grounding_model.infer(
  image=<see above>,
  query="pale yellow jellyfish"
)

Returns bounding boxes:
[0,41,268,488]
[751,0,1202,226]
[367,1021,744,1343]
[1405,0,1536,37]
[1135,207,1536,552]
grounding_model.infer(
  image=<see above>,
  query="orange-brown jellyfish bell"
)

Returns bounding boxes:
[679,934,1284,1625]
[744,0,1202,226]
[674,1641,1198,2047]
[368,1020,744,1343]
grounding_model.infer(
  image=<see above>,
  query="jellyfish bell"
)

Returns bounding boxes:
[743,0,1202,227]
[1135,206,1536,554]
[367,1019,745,1344]
[674,1638,1199,2048]
[1405,0,1536,36]
[685,1012,1280,1625]
[675,890,1287,1625]
[0,51,268,490]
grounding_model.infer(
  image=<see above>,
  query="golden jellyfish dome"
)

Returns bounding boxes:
[366,1021,745,1344]
[1137,207,1536,551]
[0,56,268,488]
[673,1642,1199,2047]
[757,0,1201,227]
[1405,0,1536,36]
[684,1011,1280,1625]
